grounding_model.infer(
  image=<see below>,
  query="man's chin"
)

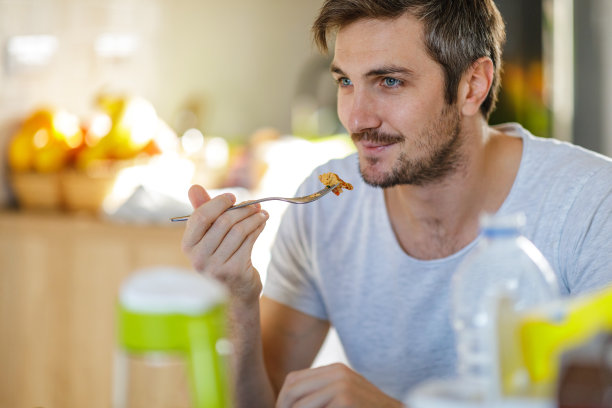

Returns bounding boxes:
[362,175,400,188]
[358,160,420,188]
[358,165,394,188]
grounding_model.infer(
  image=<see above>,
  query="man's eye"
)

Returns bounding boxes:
[383,77,402,87]
[337,77,352,87]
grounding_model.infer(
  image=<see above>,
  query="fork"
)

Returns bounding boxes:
[170,183,340,222]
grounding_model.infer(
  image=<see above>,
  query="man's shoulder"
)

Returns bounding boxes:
[498,123,612,178]
[499,123,611,222]
[528,134,611,166]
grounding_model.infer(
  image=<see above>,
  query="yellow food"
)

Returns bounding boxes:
[318,172,353,196]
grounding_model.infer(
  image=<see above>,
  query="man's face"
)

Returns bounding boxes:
[332,14,463,187]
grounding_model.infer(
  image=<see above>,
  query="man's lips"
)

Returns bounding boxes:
[359,139,398,150]
[351,132,404,152]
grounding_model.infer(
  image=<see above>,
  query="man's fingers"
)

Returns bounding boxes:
[180,186,269,305]
[277,366,335,408]
[188,184,211,209]
[213,209,268,262]
[278,376,329,408]
[276,364,356,408]
[182,193,235,252]
[229,213,268,268]
[286,383,337,408]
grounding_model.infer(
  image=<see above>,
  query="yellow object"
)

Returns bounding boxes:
[75,94,160,171]
[7,108,83,173]
[507,284,612,396]
[94,94,158,160]
[33,144,69,173]
[8,134,34,172]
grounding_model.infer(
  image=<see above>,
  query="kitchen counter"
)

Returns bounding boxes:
[0,210,191,408]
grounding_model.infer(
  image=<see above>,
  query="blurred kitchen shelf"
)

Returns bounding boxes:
[0,210,191,408]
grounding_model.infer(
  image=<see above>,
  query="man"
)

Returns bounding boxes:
[181,1,612,407]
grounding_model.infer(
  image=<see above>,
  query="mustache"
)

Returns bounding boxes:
[351,130,404,145]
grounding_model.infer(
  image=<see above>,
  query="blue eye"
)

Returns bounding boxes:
[383,77,401,87]
[338,77,352,87]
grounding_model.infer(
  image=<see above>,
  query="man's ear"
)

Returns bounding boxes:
[458,57,494,117]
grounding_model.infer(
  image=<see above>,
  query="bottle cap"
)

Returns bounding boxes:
[119,266,227,316]
[480,212,526,236]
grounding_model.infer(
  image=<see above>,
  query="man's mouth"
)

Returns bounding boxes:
[352,131,403,151]
[360,140,396,149]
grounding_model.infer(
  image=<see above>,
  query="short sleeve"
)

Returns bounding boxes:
[262,179,328,320]
[560,165,612,295]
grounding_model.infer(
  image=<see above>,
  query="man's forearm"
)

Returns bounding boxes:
[228,300,276,408]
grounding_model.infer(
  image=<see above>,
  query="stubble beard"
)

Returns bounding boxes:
[353,104,464,188]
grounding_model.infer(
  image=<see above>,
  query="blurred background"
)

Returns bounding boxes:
[0,0,611,407]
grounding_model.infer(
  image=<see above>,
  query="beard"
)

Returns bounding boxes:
[351,104,463,188]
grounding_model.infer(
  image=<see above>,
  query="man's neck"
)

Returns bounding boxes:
[384,122,522,260]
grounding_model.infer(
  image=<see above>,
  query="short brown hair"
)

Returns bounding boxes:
[312,0,506,119]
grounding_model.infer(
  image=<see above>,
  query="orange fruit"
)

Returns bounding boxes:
[8,133,34,172]
[33,144,69,173]
[8,108,84,173]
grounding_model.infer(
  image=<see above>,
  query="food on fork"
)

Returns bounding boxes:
[318,172,353,196]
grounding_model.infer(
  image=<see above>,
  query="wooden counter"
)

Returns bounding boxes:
[0,210,192,408]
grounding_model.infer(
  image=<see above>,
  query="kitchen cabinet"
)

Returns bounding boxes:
[0,211,192,408]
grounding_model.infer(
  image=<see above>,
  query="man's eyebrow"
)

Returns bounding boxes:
[330,63,414,77]
[330,63,345,75]
[366,65,414,77]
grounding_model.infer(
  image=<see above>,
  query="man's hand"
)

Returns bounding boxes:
[276,363,404,408]
[183,185,275,408]
[181,185,269,305]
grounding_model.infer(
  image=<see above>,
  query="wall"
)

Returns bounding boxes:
[572,0,604,153]
[0,0,325,132]
[152,0,329,137]
[0,0,327,205]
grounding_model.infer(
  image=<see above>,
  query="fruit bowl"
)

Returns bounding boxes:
[10,165,119,214]
[60,169,117,213]
[10,172,62,210]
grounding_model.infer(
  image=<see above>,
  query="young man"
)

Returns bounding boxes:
[181,1,612,407]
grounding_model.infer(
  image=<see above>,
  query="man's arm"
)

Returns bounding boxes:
[181,185,328,408]
[223,286,329,408]
[261,298,404,408]
[182,185,402,407]
[260,296,330,396]
[182,185,275,407]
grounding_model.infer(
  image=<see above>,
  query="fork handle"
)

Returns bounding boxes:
[170,184,338,222]
[170,215,191,222]
[169,198,277,222]
[227,197,280,210]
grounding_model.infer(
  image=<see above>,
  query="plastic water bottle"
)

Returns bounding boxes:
[451,213,560,400]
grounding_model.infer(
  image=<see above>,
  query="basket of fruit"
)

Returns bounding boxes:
[7,94,167,214]
[8,108,82,210]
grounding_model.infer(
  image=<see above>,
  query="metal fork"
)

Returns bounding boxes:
[170,183,340,222]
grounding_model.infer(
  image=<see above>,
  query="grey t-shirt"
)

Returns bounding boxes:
[262,123,612,399]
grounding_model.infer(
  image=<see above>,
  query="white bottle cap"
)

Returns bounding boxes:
[119,266,228,316]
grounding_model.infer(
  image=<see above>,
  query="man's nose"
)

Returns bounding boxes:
[345,90,381,134]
